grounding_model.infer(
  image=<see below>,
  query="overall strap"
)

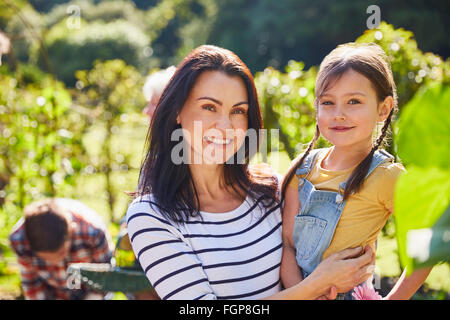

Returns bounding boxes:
[338,149,395,196]
[295,148,326,178]
[366,149,395,178]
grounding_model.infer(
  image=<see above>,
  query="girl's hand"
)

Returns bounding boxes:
[309,245,375,294]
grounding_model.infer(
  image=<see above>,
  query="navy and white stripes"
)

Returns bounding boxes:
[126,193,282,300]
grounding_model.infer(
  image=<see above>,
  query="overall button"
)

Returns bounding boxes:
[335,193,343,203]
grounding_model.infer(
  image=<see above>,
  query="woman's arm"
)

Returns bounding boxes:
[280,184,303,288]
[267,246,375,300]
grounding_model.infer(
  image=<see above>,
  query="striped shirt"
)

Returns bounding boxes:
[126,193,282,300]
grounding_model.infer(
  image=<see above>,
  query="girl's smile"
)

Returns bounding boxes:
[329,125,356,132]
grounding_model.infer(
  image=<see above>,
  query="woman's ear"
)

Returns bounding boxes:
[378,96,394,122]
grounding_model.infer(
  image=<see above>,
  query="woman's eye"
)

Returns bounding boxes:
[348,99,361,105]
[202,105,216,111]
[321,101,333,106]
[231,108,247,115]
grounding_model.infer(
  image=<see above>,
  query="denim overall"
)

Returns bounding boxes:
[292,148,394,299]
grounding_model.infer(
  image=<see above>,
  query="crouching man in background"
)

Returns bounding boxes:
[9,198,113,300]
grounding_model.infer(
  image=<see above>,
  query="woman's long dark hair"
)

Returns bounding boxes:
[136,45,279,223]
[281,43,398,203]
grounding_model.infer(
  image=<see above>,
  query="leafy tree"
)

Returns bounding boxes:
[207,0,449,73]
[39,18,150,85]
[2,2,47,68]
[45,0,147,29]
[27,0,70,12]
[356,22,450,108]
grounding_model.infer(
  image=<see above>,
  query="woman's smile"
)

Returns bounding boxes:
[203,135,233,146]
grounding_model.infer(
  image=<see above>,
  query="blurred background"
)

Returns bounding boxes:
[0,0,449,299]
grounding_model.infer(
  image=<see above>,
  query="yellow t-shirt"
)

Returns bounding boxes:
[288,147,405,260]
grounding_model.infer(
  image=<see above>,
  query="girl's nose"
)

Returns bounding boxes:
[333,106,346,120]
[334,114,346,121]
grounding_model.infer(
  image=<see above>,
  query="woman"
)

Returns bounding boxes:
[126,45,374,300]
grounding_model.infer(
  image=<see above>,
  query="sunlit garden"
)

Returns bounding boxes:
[0,0,448,301]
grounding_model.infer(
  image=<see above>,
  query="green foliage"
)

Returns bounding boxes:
[393,83,450,274]
[5,1,450,88]
[395,83,450,169]
[39,18,150,85]
[254,61,329,159]
[45,0,147,30]
[28,0,70,12]
[173,0,218,62]
[0,72,87,252]
[37,0,190,85]
[73,59,146,222]
[74,59,145,116]
[3,3,44,63]
[0,0,30,29]
[207,0,449,73]
[356,22,450,108]
[143,0,215,68]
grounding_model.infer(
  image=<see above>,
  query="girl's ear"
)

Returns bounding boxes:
[378,96,394,122]
[176,115,181,124]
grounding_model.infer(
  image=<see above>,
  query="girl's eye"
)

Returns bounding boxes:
[321,100,334,106]
[348,99,361,105]
[202,105,216,111]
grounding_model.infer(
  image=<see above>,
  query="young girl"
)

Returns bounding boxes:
[280,43,432,300]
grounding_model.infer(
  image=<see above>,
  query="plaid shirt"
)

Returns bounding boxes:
[9,199,113,300]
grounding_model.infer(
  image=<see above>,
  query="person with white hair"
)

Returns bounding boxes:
[142,66,176,120]
[0,31,11,65]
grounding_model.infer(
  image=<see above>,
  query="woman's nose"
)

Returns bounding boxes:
[215,115,233,130]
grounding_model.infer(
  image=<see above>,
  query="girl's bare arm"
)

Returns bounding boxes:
[280,184,303,288]
[384,266,432,299]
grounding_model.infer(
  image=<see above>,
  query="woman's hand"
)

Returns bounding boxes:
[264,245,374,300]
[309,245,375,295]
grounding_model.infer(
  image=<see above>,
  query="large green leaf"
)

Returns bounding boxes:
[394,82,450,274]
[394,167,450,274]
[395,83,450,170]
[405,208,450,270]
